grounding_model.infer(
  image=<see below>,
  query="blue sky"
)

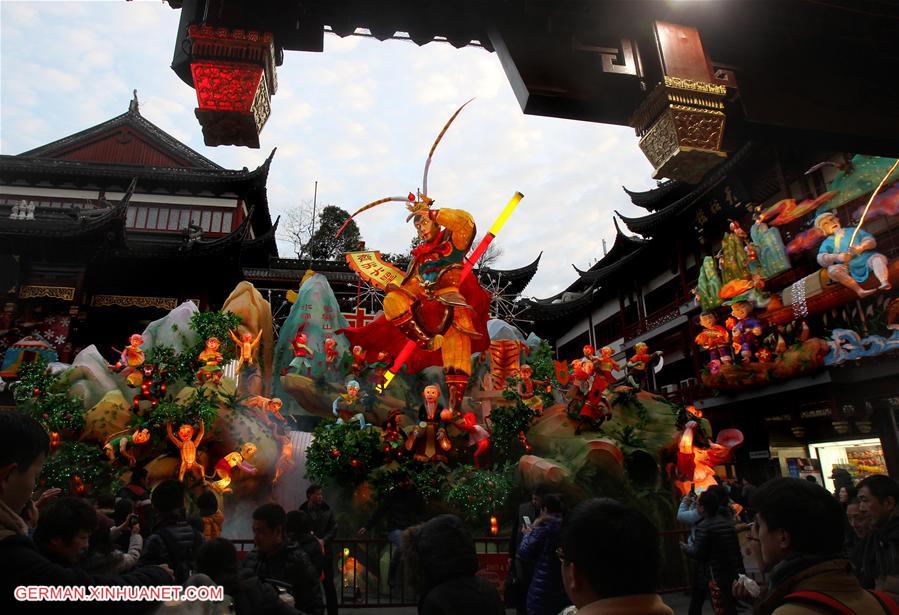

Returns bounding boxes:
[0,0,658,297]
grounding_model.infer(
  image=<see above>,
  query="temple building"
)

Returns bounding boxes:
[0,96,277,373]
[524,144,899,488]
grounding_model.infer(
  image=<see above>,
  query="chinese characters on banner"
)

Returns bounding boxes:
[345,251,405,290]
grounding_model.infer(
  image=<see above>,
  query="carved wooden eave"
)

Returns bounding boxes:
[630,23,729,184]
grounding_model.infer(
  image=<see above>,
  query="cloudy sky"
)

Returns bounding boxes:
[0,0,658,297]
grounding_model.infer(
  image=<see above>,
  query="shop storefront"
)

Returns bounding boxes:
[809,438,888,492]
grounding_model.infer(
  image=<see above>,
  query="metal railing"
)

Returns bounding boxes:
[231,532,692,607]
[623,298,687,341]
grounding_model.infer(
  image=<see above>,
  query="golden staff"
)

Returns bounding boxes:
[849,158,899,246]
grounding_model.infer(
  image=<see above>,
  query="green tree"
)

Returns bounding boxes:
[306,205,363,259]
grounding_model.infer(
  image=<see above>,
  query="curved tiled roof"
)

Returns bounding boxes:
[19,107,222,170]
[616,143,754,237]
[622,180,692,211]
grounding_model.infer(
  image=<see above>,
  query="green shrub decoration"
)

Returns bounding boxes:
[306,420,384,484]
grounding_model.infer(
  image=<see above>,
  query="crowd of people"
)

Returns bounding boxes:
[2,409,899,614]
[675,471,899,614]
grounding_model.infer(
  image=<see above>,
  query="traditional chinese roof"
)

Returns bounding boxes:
[476,252,541,296]
[19,100,221,169]
[615,143,754,237]
[622,180,693,212]
[1,99,276,239]
[517,286,596,320]
[573,242,648,284]
[0,188,132,251]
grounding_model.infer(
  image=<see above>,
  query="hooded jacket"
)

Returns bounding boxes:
[402,514,504,615]
[756,556,886,614]
[0,499,170,614]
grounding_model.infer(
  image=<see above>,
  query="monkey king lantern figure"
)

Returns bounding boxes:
[338,102,491,411]
[405,384,453,463]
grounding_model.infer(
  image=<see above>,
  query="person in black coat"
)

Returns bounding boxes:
[138,479,204,583]
[681,490,744,615]
[357,471,425,586]
[197,537,302,615]
[401,514,504,615]
[286,510,325,615]
[0,412,172,615]
[243,503,321,614]
[299,483,338,615]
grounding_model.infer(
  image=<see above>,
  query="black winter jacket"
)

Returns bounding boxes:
[242,541,321,613]
[402,514,505,615]
[0,533,170,614]
[299,501,337,558]
[138,516,204,583]
[682,513,744,585]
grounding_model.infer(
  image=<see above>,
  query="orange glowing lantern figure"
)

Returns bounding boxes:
[187,25,278,148]
[405,384,452,462]
[455,412,491,468]
[49,432,61,451]
[674,420,743,495]
[167,420,206,482]
[208,445,257,494]
[72,475,86,496]
[273,434,294,486]
[197,337,224,384]
[489,515,499,536]
[244,395,286,426]
[228,329,263,372]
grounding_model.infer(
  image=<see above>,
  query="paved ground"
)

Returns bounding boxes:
[339,591,717,614]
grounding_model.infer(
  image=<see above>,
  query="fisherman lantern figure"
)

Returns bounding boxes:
[337,101,491,411]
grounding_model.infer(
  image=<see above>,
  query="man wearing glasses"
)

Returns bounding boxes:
[734,477,891,613]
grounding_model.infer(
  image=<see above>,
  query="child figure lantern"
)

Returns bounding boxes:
[289,328,313,376]
[405,384,453,463]
[729,301,763,363]
[694,313,733,370]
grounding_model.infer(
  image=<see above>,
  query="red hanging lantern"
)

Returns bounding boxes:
[188,25,278,148]
[349,458,362,469]
[72,475,86,496]
[489,515,499,536]
[330,448,341,458]
[49,432,61,451]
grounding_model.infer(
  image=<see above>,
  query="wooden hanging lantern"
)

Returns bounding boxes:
[188,25,278,148]
[631,22,727,184]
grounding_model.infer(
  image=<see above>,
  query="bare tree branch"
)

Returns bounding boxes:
[278,199,316,258]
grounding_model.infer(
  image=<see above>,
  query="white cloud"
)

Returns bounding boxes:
[0,3,659,297]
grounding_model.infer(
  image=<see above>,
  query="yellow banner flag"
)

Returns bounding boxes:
[345,251,405,290]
